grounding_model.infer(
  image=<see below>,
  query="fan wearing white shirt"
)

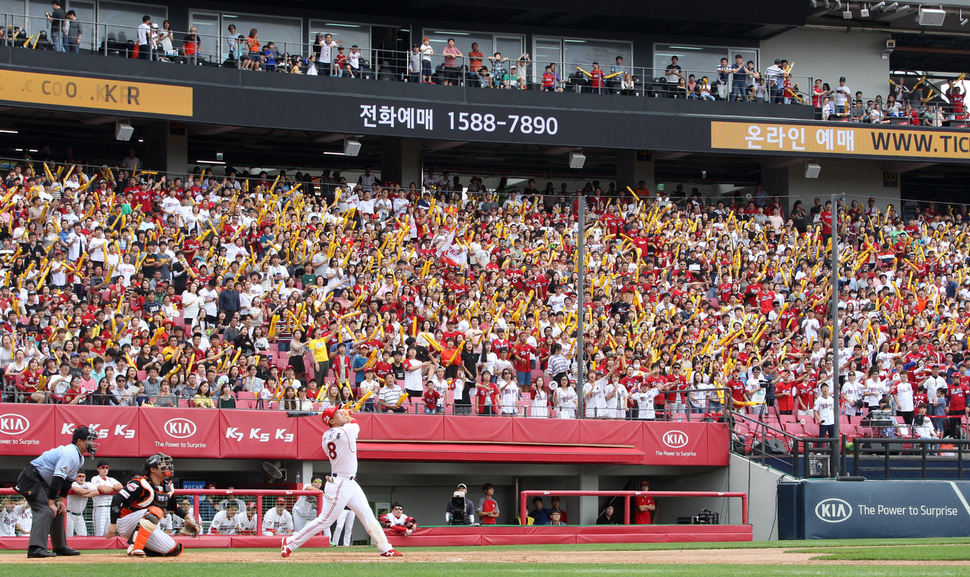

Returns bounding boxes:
[813,384,836,440]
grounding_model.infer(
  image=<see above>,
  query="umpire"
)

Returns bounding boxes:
[15,426,99,558]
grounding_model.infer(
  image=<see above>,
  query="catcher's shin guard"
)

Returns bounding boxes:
[128,514,158,556]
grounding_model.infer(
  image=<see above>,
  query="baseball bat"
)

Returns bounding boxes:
[286,411,319,418]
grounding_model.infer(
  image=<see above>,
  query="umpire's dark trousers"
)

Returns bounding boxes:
[18,464,67,551]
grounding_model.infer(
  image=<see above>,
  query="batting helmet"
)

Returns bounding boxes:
[145,453,175,477]
[321,406,339,427]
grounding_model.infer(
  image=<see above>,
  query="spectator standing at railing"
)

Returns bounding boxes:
[65,11,80,54]
[419,38,434,84]
[765,59,783,104]
[157,20,175,60]
[833,77,851,115]
[45,1,67,53]
[181,28,200,66]
[442,39,462,86]
[715,58,730,101]
[664,56,682,86]
[136,15,152,61]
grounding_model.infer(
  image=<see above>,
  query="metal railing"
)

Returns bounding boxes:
[852,438,970,480]
[518,489,748,526]
[0,383,732,422]
[1,13,819,104]
[730,411,843,478]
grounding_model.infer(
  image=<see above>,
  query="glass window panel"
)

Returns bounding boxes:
[309,21,370,61]
[223,13,301,58]
[0,0,26,31]
[533,37,561,83]
[732,48,758,71]
[188,11,220,63]
[563,39,631,74]
[423,29,491,72]
[66,0,94,50]
[98,1,167,47]
[653,44,726,81]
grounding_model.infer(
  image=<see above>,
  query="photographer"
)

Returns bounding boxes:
[443,483,475,525]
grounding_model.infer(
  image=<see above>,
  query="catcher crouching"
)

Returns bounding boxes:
[105,453,200,556]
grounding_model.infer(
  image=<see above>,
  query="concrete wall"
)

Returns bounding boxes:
[727,454,793,541]
[786,158,900,217]
[760,28,891,102]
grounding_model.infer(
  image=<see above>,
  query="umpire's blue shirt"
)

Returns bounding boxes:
[30,444,84,486]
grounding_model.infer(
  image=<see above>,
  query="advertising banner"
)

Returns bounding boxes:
[801,480,970,539]
[0,403,55,456]
[642,422,730,466]
[0,69,193,117]
[219,409,297,459]
[55,405,140,457]
[138,408,220,458]
[711,120,970,161]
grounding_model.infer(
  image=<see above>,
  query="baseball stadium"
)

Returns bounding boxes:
[1,0,970,574]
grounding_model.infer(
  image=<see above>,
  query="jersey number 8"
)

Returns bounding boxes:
[327,441,337,459]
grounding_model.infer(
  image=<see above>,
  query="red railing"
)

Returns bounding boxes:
[0,487,322,536]
[518,490,748,526]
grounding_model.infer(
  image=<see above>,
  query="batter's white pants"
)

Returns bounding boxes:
[287,477,386,553]
[116,508,179,555]
[330,509,355,546]
[66,512,88,537]
[93,505,112,536]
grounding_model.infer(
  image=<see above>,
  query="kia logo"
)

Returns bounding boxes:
[662,430,689,448]
[164,418,197,439]
[0,413,29,435]
[815,498,852,523]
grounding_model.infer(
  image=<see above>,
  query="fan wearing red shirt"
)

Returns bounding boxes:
[512,334,536,388]
[726,370,747,405]
[774,374,796,415]
[946,379,970,438]
[586,62,606,94]
[796,379,817,414]
[476,380,499,415]
[633,480,655,525]
[819,203,833,238]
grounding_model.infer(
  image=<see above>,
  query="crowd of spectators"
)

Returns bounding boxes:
[9,5,970,125]
[1,149,969,446]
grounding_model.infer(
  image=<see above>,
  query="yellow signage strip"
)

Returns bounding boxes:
[711,120,970,161]
[0,69,193,117]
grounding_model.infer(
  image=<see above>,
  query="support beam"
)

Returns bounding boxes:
[193,125,241,136]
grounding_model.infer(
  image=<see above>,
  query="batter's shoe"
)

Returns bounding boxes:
[380,549,403,557]
[126,544,146,557]
[281,537,292,558]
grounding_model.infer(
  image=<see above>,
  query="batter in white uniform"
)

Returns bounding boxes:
[281,406,402,558]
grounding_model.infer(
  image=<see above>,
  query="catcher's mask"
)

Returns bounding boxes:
[145,453,174,478]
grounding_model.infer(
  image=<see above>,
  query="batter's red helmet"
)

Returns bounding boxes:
[321,406,339,427]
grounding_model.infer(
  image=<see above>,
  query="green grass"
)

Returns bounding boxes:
[0,564,962,577]
[4,537,970,556]
[788,545,970,562]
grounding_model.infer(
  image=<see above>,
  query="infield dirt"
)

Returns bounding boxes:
[1,548,968,565]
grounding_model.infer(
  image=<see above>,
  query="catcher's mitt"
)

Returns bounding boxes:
[179,519,201,537]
